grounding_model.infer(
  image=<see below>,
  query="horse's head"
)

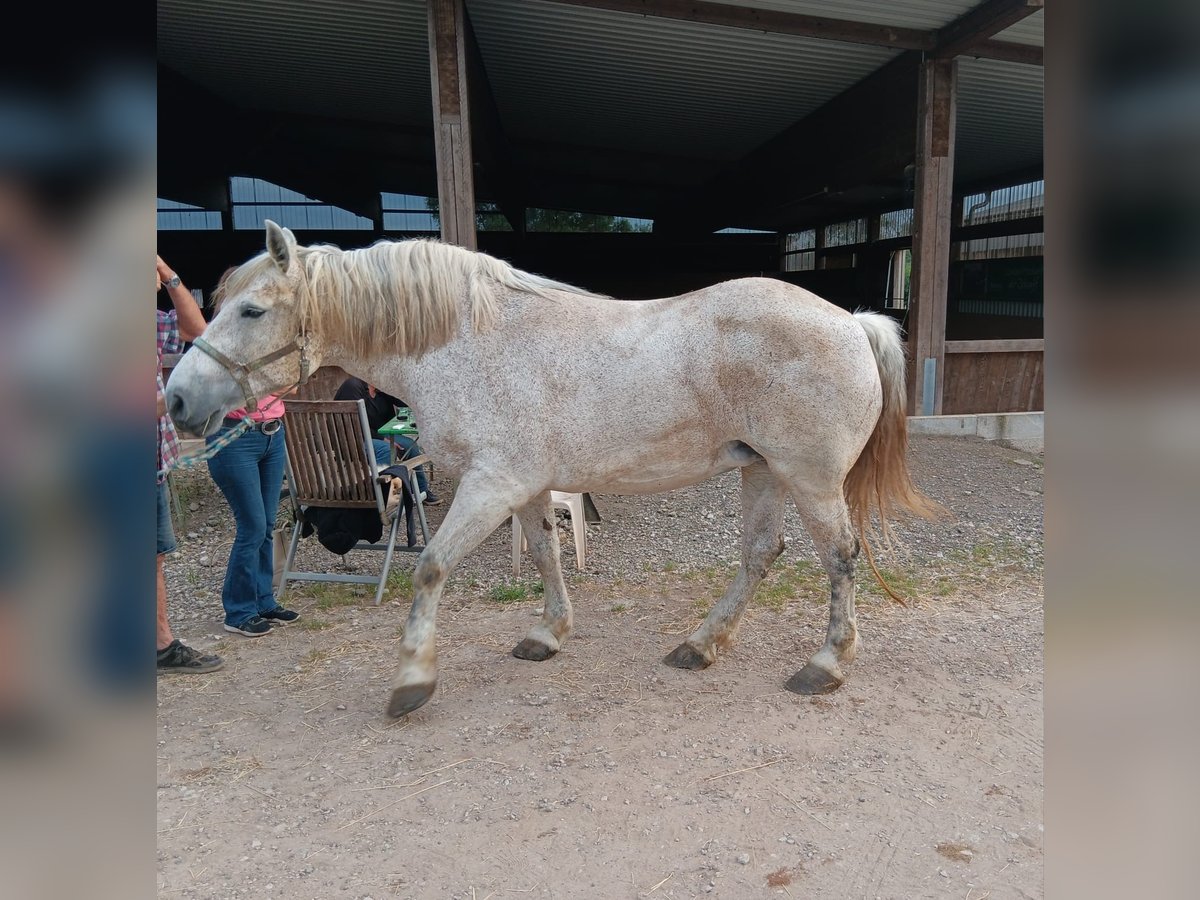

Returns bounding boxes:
[166,221,323,435]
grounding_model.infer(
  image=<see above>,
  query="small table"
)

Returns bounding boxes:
[378,409,423,468]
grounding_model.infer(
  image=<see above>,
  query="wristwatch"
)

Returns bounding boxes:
[165,274,181,289]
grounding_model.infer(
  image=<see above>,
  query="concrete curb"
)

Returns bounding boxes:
[909,412,1043,454]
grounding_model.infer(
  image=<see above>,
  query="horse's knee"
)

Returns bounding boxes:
[414,555,447,590]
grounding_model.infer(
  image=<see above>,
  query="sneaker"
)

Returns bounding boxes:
[223,616,273,637]
[261,606,300,625]
[157,639,225,673]
[422,491,442,506]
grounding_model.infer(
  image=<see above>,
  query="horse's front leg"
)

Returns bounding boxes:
[512,493,573,661]
[388,471,528,718]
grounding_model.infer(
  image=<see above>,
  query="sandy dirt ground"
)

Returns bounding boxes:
[157,437,1043,899]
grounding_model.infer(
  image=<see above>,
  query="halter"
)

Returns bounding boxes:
[191,331,312,413]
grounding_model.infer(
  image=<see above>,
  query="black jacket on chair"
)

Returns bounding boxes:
[298,464,414,554]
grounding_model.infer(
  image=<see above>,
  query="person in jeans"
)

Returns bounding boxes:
[203,267,300,637]
[157,256,224,672]
[205,390,301,636]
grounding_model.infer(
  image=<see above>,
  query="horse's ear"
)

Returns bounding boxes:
[265,220,296,272]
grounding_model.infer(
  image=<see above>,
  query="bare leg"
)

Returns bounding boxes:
[785,491,860,695]
[512,493,573,661]
[665,461,787,669]
[157,554,173,651]
[388,472,529,718]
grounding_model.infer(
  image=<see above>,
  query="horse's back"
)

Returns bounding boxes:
[542,277,878,455]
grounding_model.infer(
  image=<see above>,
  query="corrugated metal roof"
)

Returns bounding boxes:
[157,0,1043,207]
[712,0,980,31]
[470,0,898,161]
[955,57,1043,183]
[157,0,432,127]
[994,8,1044,46]
[713,0,1043,46]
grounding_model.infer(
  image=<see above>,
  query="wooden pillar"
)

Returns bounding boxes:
[427,0,477,249]
[907,57,957,415]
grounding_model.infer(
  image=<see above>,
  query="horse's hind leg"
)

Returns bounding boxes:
[665,461,786,669]
[512,493,573,661]
[785,490,861,695]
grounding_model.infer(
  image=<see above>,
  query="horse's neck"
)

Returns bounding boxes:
[330,348,419,406]
[327,287,519,405]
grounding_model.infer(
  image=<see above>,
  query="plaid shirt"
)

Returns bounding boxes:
[157,309,183,484]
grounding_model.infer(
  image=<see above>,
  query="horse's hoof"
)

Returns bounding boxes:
[512,638,558,661]
[387,682,436,718]
[784,663,844,696]
[664,642,711,670]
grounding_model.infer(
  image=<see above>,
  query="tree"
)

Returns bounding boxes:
[524,208,651,233]
[424,196,650,233]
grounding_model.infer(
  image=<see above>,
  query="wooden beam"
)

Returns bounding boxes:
[971,39,1042,66]
[427,0,477,249]
[954,214,1043,242]
[935,0,1044,58]
[541,0,932,50]
[537,0,1041,64]
[907,57,958,416]
[945,339,1044,353]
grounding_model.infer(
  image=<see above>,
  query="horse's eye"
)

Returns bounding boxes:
[242,307,265,319]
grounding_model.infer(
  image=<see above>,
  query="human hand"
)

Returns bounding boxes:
[156,255,174,286]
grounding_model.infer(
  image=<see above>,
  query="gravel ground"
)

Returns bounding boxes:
[158,433,1043,899]
[162,433,1043,633]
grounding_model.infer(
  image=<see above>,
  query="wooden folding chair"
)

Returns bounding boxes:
[278,399,430,606]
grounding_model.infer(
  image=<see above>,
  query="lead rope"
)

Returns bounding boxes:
[157,418,253,481]
[157,330,309,482]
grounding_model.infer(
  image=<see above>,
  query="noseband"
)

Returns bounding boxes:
[190,333,312,413]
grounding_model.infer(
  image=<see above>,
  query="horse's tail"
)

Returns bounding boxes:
[846,311,945,604]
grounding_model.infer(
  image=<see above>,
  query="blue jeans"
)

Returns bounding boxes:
[374,438,429,494]
[206,424,287,627]
[157,481,177,555]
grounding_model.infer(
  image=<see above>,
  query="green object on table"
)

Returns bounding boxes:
[378,409,429,477]
[378,410,419,437]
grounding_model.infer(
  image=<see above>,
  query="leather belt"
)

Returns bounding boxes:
[224,416,282,435]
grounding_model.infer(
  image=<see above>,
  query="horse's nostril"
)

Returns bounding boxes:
[169,393,186,420]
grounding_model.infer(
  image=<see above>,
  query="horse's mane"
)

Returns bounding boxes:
[220,238,603,358]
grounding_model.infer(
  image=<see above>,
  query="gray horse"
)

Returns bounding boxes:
[167,222,939,718]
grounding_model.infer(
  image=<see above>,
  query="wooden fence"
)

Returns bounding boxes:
[941,339,1043,415]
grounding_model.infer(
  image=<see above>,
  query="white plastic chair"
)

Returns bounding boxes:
[512,491,586,575]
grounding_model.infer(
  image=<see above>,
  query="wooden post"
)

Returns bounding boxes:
[427,0,477,249]
[907,57,957,415]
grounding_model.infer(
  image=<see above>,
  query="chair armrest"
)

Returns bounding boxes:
[375,455,429,484]
[394,454,429,471]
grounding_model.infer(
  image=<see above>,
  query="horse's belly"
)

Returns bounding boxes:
[583,466,736,495]
[553,440,758,495]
